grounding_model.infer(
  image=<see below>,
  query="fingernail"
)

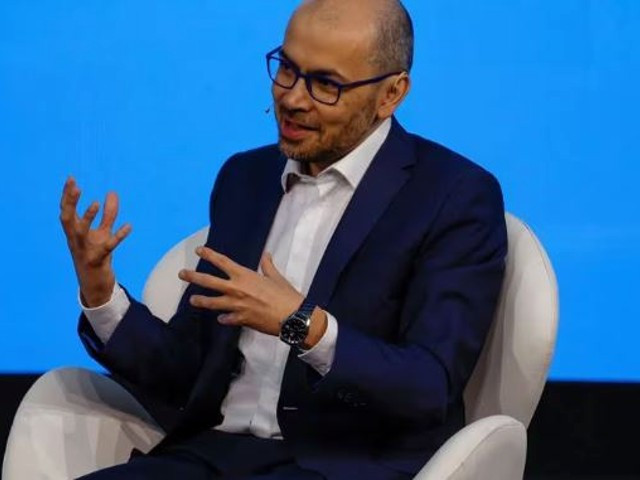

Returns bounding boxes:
[195,246,203,255]
[217,314,229,324]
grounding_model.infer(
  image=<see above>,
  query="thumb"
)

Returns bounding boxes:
[261,252,284,281]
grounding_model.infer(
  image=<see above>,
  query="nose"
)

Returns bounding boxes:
[276,76,313,111]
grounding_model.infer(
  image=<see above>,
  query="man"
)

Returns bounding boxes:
[59,0,507,478]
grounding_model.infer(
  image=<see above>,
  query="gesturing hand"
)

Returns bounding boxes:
[178,247,306,337]
[59,177,132,307]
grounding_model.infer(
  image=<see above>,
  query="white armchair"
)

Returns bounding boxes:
[415,213,558,479]
[2,213,558,480]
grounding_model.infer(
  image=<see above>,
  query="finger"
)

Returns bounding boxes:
[99,192,119,230]
[104,223,132,252]
[79,201,100,234]
[217,312,242,326]
[178,269,232,293]
[59,178,82,232]
[196,247,242,277]
[189,294,234,311]
[59,176,77,210]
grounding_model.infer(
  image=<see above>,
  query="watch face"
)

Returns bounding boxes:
[280,315,309,345]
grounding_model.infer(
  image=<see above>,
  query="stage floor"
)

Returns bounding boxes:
[2,375,639,478]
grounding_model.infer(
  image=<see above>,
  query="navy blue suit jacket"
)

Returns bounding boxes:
[79,119,507,480]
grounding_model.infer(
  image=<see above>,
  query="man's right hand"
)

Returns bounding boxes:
[59,177,132,308]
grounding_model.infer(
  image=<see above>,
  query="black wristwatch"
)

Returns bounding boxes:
[279,300,315,348]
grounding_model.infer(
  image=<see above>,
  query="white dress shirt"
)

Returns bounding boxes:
[82,118,392,439]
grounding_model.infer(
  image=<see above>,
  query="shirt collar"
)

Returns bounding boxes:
[280,118,392,192]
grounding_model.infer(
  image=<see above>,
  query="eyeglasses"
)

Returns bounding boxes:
[266,46,403,106]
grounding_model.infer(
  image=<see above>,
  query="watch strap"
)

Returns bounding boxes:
[296,299,316,319]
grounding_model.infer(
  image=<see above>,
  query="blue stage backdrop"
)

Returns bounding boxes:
[0,0,638,381]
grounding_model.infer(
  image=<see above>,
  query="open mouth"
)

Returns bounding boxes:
[280,118,318,141]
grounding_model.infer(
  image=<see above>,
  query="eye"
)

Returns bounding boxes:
[279,59,294,71]
[314,76,334,86]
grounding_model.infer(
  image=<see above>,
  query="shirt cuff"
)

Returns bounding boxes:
[79,282,131,344]
[298,312,338,376]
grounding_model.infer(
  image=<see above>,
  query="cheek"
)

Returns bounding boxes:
[271,89,282,112]
[318,106,359,141]
[315,107,347,134]
[272,85,288,107]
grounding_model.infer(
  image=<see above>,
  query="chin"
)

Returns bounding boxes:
[278,139,313,162]
[278,136,345,166]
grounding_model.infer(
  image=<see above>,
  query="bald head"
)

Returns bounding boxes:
[292,0,414,73]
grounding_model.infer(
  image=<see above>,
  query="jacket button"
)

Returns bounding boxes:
[343,392,356,405]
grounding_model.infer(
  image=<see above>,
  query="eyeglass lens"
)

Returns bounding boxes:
[268,57,340,105]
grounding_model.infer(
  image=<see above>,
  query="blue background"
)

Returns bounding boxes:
[1,1,638,380]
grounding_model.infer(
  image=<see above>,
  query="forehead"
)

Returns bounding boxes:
[282,9,377,78]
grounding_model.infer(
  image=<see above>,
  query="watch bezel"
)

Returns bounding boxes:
[279,305,313,346]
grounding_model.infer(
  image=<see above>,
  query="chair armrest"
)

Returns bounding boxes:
[414,415,526,480]
[2,367,165,480]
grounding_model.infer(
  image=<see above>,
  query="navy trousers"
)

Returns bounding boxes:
[76,430,324,479]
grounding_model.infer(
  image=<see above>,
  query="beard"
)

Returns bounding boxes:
[275,99,378,168]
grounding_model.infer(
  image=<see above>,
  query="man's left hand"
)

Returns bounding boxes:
[178,247,304,337]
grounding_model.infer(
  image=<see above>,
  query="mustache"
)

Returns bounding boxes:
[277,107,319,130]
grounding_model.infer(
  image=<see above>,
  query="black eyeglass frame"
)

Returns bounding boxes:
[266,46,404,106]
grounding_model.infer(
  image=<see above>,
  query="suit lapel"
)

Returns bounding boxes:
[230,148,286,270]
[239,155,287,271]
[280,120,416,408]
[179,150,286,431]
[306,119,416,308]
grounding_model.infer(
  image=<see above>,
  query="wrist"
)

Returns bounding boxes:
[79,276,116,308]
[302,307,328,350]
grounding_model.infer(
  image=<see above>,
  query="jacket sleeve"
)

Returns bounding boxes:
[77,159,233,407]
[313,168,508,424]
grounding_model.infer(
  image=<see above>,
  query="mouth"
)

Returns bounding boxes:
[279,117,318,142]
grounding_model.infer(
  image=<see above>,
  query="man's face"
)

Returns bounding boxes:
[272,11,383,169]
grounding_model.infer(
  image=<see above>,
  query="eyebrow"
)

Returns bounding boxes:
[279,48,350,83]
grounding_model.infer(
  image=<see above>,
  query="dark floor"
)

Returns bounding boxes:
[1,375,640,478]
[527,477,639,480]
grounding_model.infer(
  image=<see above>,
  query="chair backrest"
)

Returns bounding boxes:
[142,227,209,322]
[463,213,558,428]
[142,214,559,429]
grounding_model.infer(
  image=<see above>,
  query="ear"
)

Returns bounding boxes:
[376,73,411,120]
